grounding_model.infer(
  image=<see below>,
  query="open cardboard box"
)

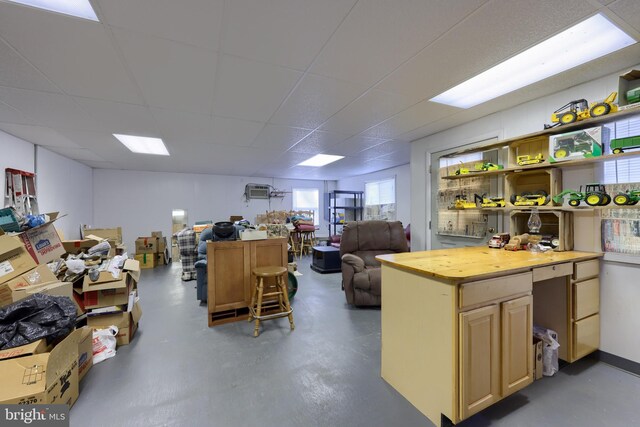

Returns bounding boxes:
[0,264,59,307]
[0,235,38,287]
[87,301,142,346]
[82,259,140,309]
[16,212,66,265]
[0,329,82,406]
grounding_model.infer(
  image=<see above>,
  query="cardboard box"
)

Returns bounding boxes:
[0,329,81,406]
[157,237,167,253]
[77,327,93,381]
[82,259,140,308]
[534,338,543,380]
[135,237,158,254]
[151,231,163,238]
[618,69,640,108]
[82,226,122,244]
[18,213,66,265]
[0,235,38,287]
[135,253,156,269]
[548,126,607,163]
[156,252,166,266]
[87,302,142,346]
[1,264,59,306]
[25,281,83,316]
[239,229,267,241]
[62,237,101,255]
[0,339,48,361]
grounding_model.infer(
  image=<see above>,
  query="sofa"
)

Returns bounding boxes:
[340,221,408,306]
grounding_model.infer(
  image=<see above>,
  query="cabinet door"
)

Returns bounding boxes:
[501,295,533,397]
[459,304,500,420]
[208,241,251,312]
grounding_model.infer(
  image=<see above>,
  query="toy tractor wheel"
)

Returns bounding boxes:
[586,193,602,206]
[536,190,548,197]
[590,103,611,117]
[600,193,611,206]
[629,200,638,206]
[554,149,568,159]
[510,194,518,204]
[560,111,577,124]
[612,147,624,154]
[614,194,630,206]
[569,199,580,207]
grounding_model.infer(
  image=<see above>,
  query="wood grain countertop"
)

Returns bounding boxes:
[376,246,602,282]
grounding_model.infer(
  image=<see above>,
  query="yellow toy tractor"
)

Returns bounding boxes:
[453,194,477,209]
[474,193,506,208]
[516,153,544,166]
[546,91,618,128]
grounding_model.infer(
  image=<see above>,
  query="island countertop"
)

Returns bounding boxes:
[376,246,602,282]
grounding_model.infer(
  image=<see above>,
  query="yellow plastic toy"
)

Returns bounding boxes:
[548,91,618,126]
[516,153,544,166]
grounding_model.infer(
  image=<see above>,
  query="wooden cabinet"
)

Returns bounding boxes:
[207,238,287,326]
[570,259,601,361]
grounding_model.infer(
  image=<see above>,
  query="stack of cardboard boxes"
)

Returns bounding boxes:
[0,217,143,407]
[134,231,170,269]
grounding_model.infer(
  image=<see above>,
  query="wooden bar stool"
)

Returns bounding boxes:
[249,266,294,337]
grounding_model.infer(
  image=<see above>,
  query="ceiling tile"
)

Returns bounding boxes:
[377,0,598,105]
[79,160,118,169]
[212,54,302,122]
[151,108,213,142]
[74,97,158,135]
[361,99,458,140]
[0,124,80,148]
[97,0,224,50]
[327,135,388,156]
[46,147,106,162]
[114,28,218,113]
[359,140,412,160]
[0,87,102,131]
[320,89,414,135]
[309,0,488,87]
[289,130,351,154]
[210,116,264,147]
[609,0,640,31]
[270,73,366,129]
[0,101,38,126]
[251,124,312,151]
[0,38,58,92]
[221,0,355,70]
[0,2,142,104]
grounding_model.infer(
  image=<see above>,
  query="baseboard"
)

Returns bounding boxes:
[590,350,640,376]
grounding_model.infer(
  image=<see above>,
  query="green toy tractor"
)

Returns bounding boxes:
[613,190,640,206]
[553,183,611,207]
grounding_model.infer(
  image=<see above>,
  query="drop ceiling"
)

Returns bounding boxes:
[0,0,639,179]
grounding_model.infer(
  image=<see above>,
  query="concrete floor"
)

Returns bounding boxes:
[70,258,640,427]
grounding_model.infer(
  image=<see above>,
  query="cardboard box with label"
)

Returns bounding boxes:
[0,264,59,306]
[0,235,38,287]
[0,329,81,406]
[62,237,101,255]
[16,212,66,265]
[0,339,48,362]
[87,302,142,346]
[135,237,158,254]
[82,259,140,309]
[134,253,156,269]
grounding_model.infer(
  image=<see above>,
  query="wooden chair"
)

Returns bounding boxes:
[248,266,294,337]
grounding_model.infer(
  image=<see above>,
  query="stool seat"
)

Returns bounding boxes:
[253,266,287,277]
[249,265,295,337]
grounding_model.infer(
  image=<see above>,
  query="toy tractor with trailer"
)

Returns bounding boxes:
[610,135,640,154]
[545,91,618,128]
[613,190,640,206]
[516,153,544,166]
[452,194,477,209]
[474,193,506,208]
[510,190,550,207]
[553,183,611,207]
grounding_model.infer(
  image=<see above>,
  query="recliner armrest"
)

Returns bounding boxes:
[342,253,365,273]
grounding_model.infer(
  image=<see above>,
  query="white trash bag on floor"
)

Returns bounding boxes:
[533,325,560,376]
[92,326,118,364]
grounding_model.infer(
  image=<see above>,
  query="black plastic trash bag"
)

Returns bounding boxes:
[0,293,77,350]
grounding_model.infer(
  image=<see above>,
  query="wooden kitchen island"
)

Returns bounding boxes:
[377,247,602,426]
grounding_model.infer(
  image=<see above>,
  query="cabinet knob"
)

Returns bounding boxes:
[552,266,556,270]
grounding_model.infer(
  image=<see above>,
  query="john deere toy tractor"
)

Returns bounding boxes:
[613,190,640,206]
[474,162,503,172]
[453,194,477,209]
[553,183,611,207]
[546,92,618,128]
[474,193,506,208]
[510,190,550,206]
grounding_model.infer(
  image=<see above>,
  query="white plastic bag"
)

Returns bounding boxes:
[533,325,560,376]
[92,326,118,364]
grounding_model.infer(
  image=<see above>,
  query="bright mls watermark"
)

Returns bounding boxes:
[1,405,68,426]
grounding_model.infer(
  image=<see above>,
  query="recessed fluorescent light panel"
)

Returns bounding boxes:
[7,0,99,21]
[430,14,636,109]
[114,134,170,156]
[298,154,344,167]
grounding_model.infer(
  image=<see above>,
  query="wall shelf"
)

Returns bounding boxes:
[328,190,363,236]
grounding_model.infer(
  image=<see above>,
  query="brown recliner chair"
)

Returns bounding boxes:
[340,221,409,306]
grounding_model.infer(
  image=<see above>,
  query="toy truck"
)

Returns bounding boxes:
[553,183,611,206]
[452,195,477,209]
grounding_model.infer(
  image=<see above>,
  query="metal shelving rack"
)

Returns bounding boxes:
[327,190,364,236]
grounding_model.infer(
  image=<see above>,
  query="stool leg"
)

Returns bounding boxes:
[248,274,257,322]
[279,274,295,331]
[254,277,264,337]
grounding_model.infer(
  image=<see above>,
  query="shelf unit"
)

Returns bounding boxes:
[327,190,363,236]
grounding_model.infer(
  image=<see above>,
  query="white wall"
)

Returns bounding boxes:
[0,129,34,176]
[411,65,640,362]
[93,169,333,251]
[337,164,410,227]
[36,147,93,240]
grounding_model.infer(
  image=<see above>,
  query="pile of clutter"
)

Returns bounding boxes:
[0,213,142,408]
[134,231,170,269]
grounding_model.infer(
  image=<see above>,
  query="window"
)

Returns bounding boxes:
[365,178,396,220]
[438,152,483,169]
[292,188,319,225]
[602,118,640,184]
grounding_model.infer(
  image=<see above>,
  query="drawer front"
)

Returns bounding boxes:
[574,259,599,281]
[573,278,600,320]
[460,272,532,309]
[532,262,573,282]
[573,314,600,360]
